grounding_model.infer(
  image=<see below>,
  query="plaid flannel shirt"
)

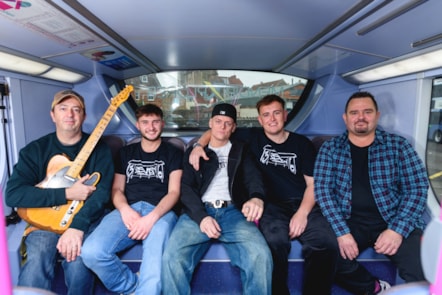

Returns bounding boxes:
[314,129,428,238]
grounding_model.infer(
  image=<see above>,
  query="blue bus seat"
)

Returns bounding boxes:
[126,136,187,152]
[117,239,397,295]
[101,135,126,158]
[7,220,27,286]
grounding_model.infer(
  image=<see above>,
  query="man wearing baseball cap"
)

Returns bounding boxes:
[162,103,272,295]
[188,96,339,295]
[6,89,113,295]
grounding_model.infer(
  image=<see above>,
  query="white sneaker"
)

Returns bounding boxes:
[375,279,391,294]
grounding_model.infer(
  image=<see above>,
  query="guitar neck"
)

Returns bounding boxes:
[65,104,118,180]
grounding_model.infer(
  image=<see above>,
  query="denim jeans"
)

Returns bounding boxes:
[18,229,94,295]
[162,205,272,295]
[81,201,177,295]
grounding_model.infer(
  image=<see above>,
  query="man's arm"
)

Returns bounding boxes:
[289,174,315,239]
[69,143,114,232]
[112,173,132,212]
[239,143,266,222]
[181,150,211,225]
[189,130,211,170]
[313,141,350,237]
[57,169,112,262]
[372,138,427,255]
[6,146,68,208]
[190,128,257,170]
[57,144,114,261]
[129,169,183,240]
[387,139,428,237]
[147,169,182,220]
[57,144,114,263]
[314,141,359,260]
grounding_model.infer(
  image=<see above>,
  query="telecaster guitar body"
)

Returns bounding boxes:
[17,154,100,234]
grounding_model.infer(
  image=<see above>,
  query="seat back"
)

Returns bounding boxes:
[163,137,187,152]
[126,136,187,152]
[311,135,335,152]
[101,135,126,158]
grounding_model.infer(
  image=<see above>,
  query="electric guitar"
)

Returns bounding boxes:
[17,85,133,234]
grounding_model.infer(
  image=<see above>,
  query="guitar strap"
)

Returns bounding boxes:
[23,225,39,237]
[19,224,40,265]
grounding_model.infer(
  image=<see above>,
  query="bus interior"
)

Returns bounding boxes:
[1,0,442,294]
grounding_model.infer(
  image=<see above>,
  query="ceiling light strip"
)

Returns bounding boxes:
[343,45,442,83]
[0,46,89,83]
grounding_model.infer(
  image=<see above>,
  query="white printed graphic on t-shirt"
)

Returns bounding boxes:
[259,144,297,174]
[126,159,165,183]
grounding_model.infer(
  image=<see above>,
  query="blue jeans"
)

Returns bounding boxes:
[82,201,177,295]
[18,229,94,295]
[162,205,272,295]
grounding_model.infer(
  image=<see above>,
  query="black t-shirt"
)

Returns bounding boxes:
[114,140,183,205]
[233,128,316,204]
[349,141,385,227]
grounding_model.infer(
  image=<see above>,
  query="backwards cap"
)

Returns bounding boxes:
[211,103,237,122]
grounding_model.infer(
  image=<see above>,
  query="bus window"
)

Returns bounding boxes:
[427,77,442,203]
[428,109,442,143]
[124,70,309,130]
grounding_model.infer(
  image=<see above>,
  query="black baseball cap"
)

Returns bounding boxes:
[211,103,237,123]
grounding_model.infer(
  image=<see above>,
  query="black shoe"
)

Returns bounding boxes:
[6,210,21,226]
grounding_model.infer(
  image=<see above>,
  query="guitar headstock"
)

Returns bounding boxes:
[110,85,134,107]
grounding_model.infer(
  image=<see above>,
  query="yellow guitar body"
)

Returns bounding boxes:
[17,154,100,234]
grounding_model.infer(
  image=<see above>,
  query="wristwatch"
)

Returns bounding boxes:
[193,142,203,148]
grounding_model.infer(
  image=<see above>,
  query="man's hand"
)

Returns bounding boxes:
[119,205,153,240]
[241,198,264,222]
[120,206,141,231]
[189,145,209,171]
[374,229,403,256]
[128,213,156,240]
[56,228,84,262]
[65,174,96,201]
[200,216,221,239]
[289,211,308,239]
[337,233,359,260]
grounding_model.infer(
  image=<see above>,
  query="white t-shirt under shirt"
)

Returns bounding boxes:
[202,141,232,203]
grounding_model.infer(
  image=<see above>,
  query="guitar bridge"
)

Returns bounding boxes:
[60,201,79,227]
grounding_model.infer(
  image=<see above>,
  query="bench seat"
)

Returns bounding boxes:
[7,219,398,294]
[118,240,398,295]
